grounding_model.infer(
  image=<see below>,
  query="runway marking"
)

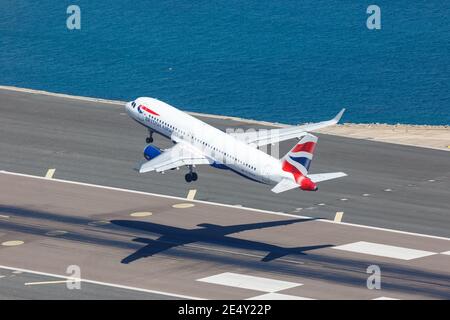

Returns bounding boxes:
[25,279,76,286]
[197,272,301,292]
[0,215,10,219]
[440,251,450,255]
[0,265,202,300]
[1,240,24,246]
[2,170,450,241]
[87,220,110,227]
[428,179,435,182]
[130,212,153,217]
[45,230,68,236]
[247,293,313,300]
[333,241,436,260]
[172,203,195,209]
[186,189,197,201]
[384,188,392,192]
[340,198,348,201]
[373,296,399,300]
[362,193,370,197]
[317,203,326,206]
[183,242,305,265]
[334,212,344,223]
[0,275,5,279]
[45,168,56,179]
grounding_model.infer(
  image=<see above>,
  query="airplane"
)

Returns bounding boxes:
[125,98,347,193]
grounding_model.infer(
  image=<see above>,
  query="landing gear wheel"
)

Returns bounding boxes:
[191,172,198,181]
[185,173,192,183]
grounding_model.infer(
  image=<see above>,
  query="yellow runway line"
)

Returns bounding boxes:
[45,168,56,179]
[130,212,152,217]
[334,212,344,223]
[2,240,24,246]
[186,189,197,201]
[172,203,195,209]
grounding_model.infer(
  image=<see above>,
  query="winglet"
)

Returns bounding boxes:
[333,108,346,124]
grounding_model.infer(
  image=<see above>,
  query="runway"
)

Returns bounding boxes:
[1,87,449,237]
[0,87,449,299]
[0,172,449,299]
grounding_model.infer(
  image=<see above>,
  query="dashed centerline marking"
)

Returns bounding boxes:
[0,215,10,219]
[334,212,344,223]
[186,189,197,201]
[87,220,110,227]
[1,240,24,246]
[45,168,56,179]
[45,230,68,236]
[130,212,152,217]
[172,203,195,209]
[384,188,392,192]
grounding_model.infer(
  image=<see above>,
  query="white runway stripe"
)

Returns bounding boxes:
[333,241,436,260]
[440,251,450,255]
[198,272,301,292]
[248,293,313,300]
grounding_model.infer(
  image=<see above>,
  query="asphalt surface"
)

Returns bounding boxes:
[0,88,449,238]
[0,266,178,300]
[0,172,449,300]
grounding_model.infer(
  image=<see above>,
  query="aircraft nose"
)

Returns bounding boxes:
[125,101,132,114]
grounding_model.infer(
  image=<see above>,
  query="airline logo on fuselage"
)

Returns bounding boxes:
[138,105,160,116]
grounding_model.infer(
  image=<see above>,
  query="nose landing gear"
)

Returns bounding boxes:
[146,130,154,143]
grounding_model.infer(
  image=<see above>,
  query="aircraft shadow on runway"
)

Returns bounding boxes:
[110,218,333,264]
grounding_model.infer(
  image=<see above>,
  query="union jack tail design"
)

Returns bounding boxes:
[281,134,318,182]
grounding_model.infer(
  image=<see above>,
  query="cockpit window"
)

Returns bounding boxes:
[131,101,136,108]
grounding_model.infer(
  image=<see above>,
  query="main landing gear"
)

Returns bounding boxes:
[146,129,154,143]
[185,165,198,183]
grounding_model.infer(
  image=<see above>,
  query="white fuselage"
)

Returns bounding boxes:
[125,97,293,185]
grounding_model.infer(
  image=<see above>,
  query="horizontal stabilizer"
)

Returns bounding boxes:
[271,179,299,193]
[308,172,347,183]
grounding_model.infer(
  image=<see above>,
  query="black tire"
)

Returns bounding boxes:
[146,137,153,143]
[185,173,192,183]
[191,172,198,181]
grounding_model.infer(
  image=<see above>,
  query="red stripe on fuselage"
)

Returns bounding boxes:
[140,105,160,116]
[291,142,315,154]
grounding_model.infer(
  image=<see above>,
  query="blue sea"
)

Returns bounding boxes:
[1,1,449,125]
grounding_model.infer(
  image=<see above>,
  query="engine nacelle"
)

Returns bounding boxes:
[143,145,162,160]
[299,177,318,191]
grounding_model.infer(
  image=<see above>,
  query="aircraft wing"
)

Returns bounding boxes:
[231,108,345,147]
[139,142,211,173]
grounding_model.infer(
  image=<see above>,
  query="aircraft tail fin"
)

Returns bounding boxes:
[281,134,318,176]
